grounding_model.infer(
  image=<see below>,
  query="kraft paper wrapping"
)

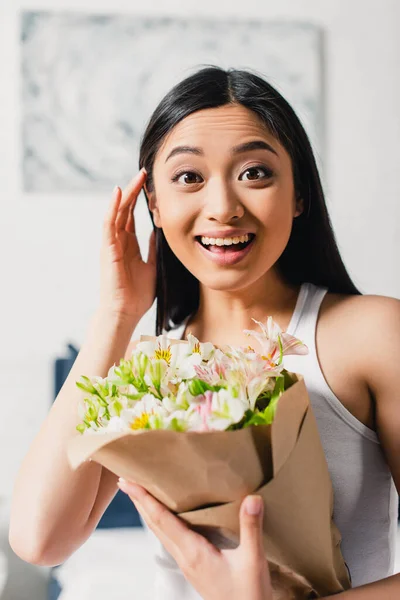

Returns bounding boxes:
[67,336,351,599]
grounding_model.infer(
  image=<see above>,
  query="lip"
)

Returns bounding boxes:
[195,235,256,266]
[194,229,255,239]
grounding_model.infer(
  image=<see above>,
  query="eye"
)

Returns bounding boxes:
[239,165,274,182]
[170,164,274,186]
[170,170,202,185]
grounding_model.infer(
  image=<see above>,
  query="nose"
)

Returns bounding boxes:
[203,178,245,222]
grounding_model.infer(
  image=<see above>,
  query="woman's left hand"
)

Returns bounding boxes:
[117,478,273,600]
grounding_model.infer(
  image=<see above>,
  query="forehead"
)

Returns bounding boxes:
[156,104,283,160]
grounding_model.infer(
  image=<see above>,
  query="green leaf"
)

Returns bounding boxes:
[188,379,211,396]
[168,417,186,432]
[243,412,270,428]
[112,400,123,417]
[277,335,283,366]
[88,406,97,420]
[125,392,147,401]
[76,381,95,394]
[282,369,295,389]
[262,375,285,423]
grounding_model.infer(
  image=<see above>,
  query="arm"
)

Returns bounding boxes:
[8,309,139,567]
[322,295,400,598]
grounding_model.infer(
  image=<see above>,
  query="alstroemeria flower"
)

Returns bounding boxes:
[119,395,168,431]
[166,333,215,381]
[136,334,197,383]
[162,409,197,432]
[144,358,170,398]
[188,389,248,432]
[76,315,308,435]
[162,381,193,413]
[104,415,131,433]
[136,335,175,364]
[193,351,231,387]
[243,316,308,366]
[186,333,215,361]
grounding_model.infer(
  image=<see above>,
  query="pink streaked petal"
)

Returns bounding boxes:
[280,333,309,355]
[249,317,269,336]
[243,330,274,351]
[265,315,283,339]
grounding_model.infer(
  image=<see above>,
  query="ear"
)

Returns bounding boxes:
[145,183,162,228]
[294,194,304,218]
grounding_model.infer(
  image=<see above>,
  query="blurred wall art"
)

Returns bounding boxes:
[21,11,324,192]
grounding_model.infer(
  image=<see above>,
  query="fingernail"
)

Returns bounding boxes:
[118,477,140,497]
[117,477,129,493]
[141,167,147,175]
[245,495,263,515]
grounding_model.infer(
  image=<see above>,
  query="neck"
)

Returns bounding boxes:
[183,270,302,347]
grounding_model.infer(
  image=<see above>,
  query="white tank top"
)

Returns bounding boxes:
[144,281,398,597]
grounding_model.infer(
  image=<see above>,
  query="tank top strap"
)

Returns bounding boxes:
[285,281,310,336]
[290,282,329,343]
[164,281,319,341]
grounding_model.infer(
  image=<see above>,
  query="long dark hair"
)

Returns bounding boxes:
[138,65,362,335]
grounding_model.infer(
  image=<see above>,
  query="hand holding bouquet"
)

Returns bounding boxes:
[68,317,351,599]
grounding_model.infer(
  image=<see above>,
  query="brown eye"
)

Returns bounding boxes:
[171,170,202,185]
[240,166,273,181]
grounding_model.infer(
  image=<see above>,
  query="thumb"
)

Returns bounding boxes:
[239,495,264,557]
[146,229,157,266]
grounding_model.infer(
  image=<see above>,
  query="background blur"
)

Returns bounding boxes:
[0,1,399,598]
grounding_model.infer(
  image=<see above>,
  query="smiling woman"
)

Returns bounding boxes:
[138,67,360,339]
[9,64,400,600]
[132,65,400,598]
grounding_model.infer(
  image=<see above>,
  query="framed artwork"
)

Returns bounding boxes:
[21,11,324,192]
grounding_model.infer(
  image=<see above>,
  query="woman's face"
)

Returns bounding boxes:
[146,103,303,291]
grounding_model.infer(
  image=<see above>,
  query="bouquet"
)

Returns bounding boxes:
[74,317,305,436]
[67,317,351,599]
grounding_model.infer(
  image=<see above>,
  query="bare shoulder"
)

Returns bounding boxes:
[314,290,400,430]
[320,290,400,339]
[321,291,400,487]
[318,293,400,381]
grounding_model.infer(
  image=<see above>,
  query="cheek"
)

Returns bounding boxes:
[158,201,195,253]
[254,191,293,236]
[248,195,295,265]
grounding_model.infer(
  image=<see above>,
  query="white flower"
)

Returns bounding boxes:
[77,316,308,434]
[186,333,215,361]
[104,416,131,433]
[244,316,308,366]
[120,394,168,430]
[162,381,192,412]
[188,389,248,432]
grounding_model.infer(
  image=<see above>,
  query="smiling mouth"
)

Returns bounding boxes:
[195,234,256,253]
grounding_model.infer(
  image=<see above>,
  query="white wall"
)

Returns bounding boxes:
[1,0,399,499]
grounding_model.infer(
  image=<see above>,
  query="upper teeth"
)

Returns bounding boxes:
[200,234,251,246]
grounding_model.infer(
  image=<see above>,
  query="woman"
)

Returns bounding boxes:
[9,66,400,599]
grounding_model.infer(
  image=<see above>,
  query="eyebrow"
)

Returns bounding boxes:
[164,140,279,163]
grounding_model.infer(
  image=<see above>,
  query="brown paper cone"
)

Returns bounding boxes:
[67,340,351,598]
[180,396,350,597]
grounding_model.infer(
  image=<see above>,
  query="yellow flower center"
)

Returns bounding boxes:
[130,413,150,430]
[261,352,275,365]
[193,342,201,354]
[154,345,172,364]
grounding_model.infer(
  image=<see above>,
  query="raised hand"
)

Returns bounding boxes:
[99,168,157,323]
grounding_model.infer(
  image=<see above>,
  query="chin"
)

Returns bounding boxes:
[193,269,267,292]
